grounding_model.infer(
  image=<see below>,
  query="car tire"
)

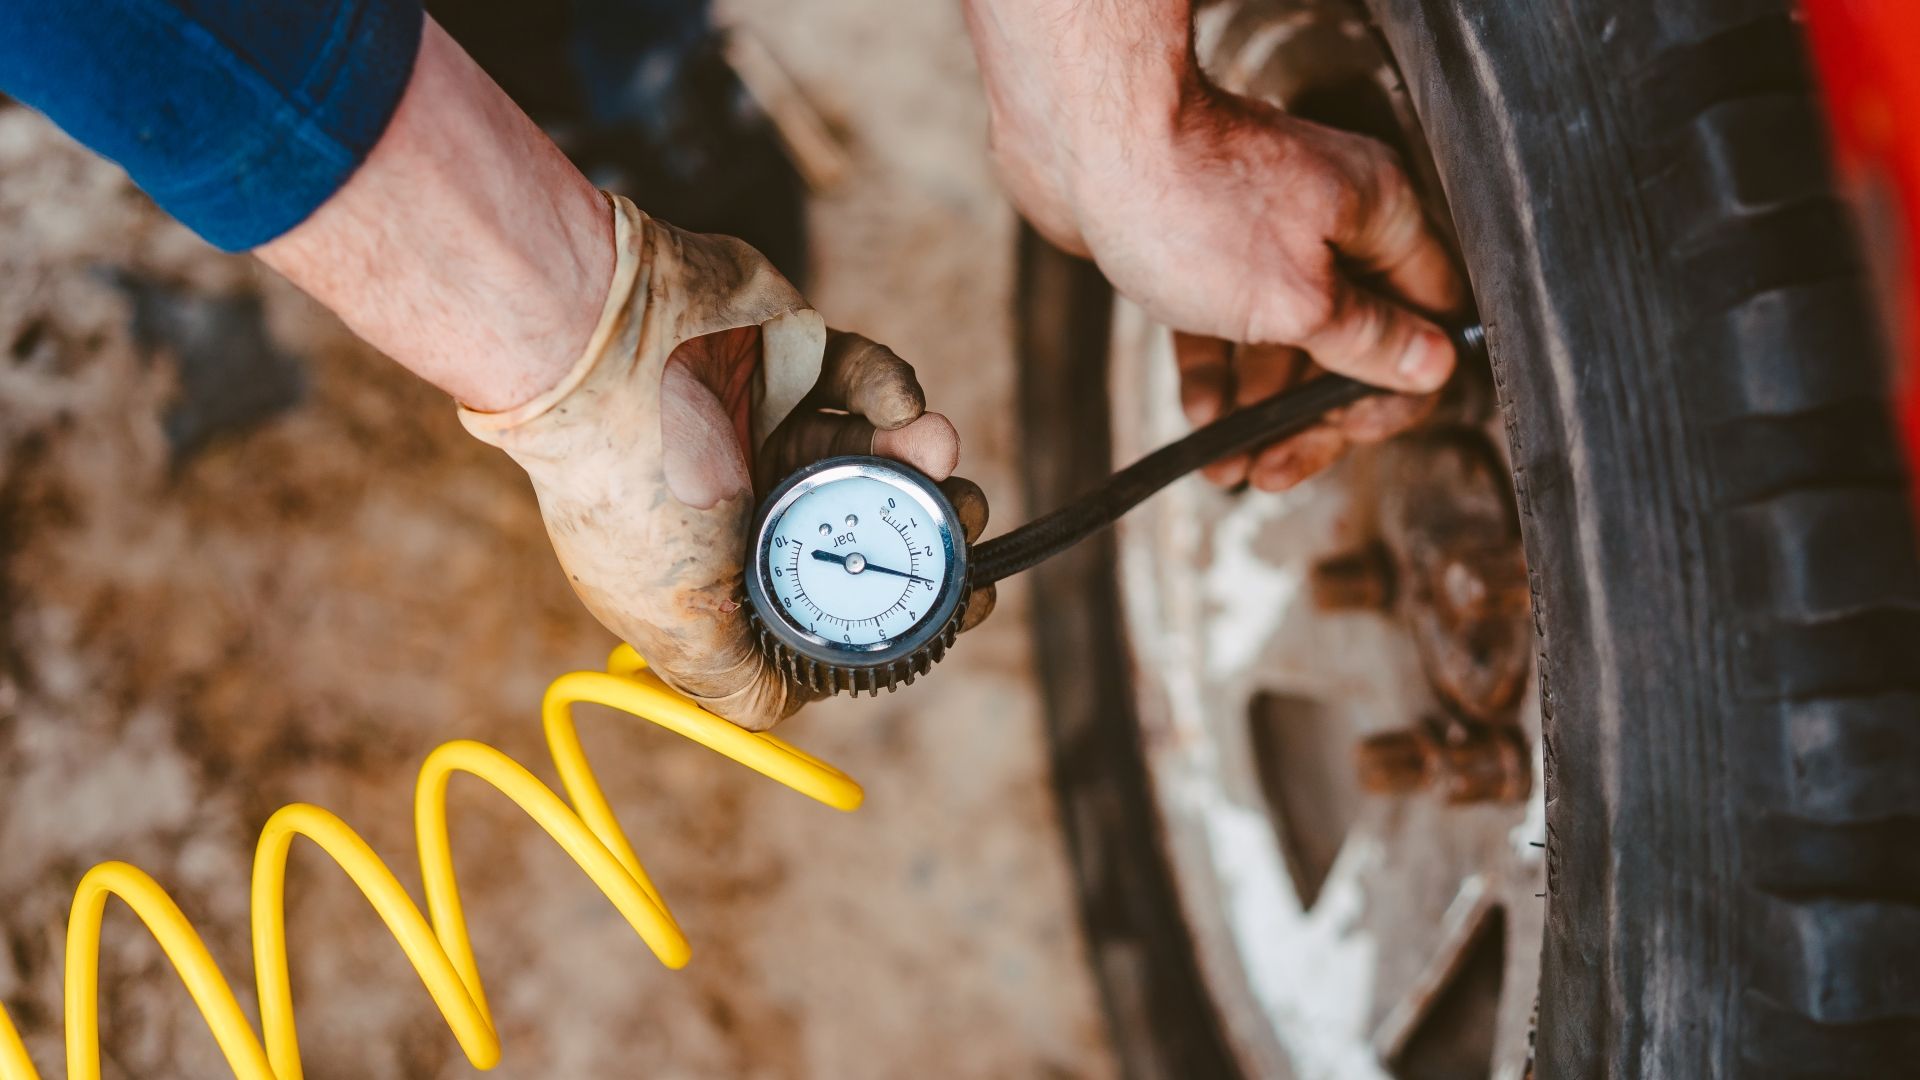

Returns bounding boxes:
[1015,2,1920,1076]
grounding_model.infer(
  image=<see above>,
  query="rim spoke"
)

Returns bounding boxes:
[1489,875,1548,1080]
[1372,878,1504,1075]
[1100,4,1542,1074]
[1246,690,1364,910]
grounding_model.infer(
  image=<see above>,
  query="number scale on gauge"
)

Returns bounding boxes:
[768,477,948,647]
[746,457,970,686]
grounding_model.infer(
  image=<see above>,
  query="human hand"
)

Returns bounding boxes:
[1013,89,1463,490]
[1164,334,1438,491]
[1005,87,1463,384]
[966,0,1465,489]
[462,194,992,730]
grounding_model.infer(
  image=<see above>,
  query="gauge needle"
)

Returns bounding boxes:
[812,548,933,585]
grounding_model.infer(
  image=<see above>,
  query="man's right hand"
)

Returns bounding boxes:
[1051,89,1465,491]
[964,0,1466,491]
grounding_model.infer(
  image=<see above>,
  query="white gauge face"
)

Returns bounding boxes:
[749,458,967,666]
[768,476,947,645]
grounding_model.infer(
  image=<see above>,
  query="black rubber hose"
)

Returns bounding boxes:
[970,324,1486,587]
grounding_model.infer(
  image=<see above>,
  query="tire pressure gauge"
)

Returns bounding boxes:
[745,456,972,696]
[740,321,1485,701]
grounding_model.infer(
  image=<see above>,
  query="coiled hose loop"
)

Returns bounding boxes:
[0,645,863,1080]
[0,323,1491,1078]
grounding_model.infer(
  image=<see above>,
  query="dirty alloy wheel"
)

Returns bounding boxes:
[1018,2,1920,1079]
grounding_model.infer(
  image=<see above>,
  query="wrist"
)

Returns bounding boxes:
[257,18,613,412]
[1054,62,1211,221]
[967,0,1201,248]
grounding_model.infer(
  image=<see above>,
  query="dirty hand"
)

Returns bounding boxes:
[1019,91,1464,490]
[966,0,1465,490]
[462,194,994,730]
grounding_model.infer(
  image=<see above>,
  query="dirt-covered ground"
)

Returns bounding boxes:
[0,2,1116,1076]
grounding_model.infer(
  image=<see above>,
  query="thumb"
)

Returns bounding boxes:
[1296,278,1455,394]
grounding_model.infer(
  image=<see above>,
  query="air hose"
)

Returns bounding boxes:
[971,322,1486,584]
[973,373,1373,583]
[0,324,1483,1078]
[0,646,859,1080]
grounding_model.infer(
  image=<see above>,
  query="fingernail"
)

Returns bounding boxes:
[1396,331,1453,391]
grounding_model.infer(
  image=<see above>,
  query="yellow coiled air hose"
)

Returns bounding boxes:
[0,644,862,1080]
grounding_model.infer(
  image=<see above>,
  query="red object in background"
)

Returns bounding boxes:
[1803,0,1920,507]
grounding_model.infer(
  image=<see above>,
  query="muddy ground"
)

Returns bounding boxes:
[0,2,1116,1076]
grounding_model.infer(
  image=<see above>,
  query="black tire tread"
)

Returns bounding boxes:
[1707,402,1907,505]
[1740,694,1920,821]
[1740,991,1920,1079]
[1681,280,1891,421]
[1631,10,1920,1073]
[1025,1,1920,1075]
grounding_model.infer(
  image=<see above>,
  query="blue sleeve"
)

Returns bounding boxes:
[0,1,424,251]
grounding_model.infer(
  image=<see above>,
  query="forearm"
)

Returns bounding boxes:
[0,0,607,412]
[257,20,612,411]
[960,0,1201,246]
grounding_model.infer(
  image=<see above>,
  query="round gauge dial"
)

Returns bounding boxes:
[746,456,969,679]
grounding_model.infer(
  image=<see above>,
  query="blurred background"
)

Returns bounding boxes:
[0,0,1119,1075]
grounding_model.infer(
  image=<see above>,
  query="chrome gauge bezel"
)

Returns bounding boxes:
[745,456,969,669]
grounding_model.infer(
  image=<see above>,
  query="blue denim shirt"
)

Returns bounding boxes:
[0,1,423,251]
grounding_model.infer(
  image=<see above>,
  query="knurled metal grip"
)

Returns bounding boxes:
[744,456,973,698]
[750,586,972,697]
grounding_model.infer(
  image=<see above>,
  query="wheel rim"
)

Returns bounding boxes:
[1105,4,1546,1077]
